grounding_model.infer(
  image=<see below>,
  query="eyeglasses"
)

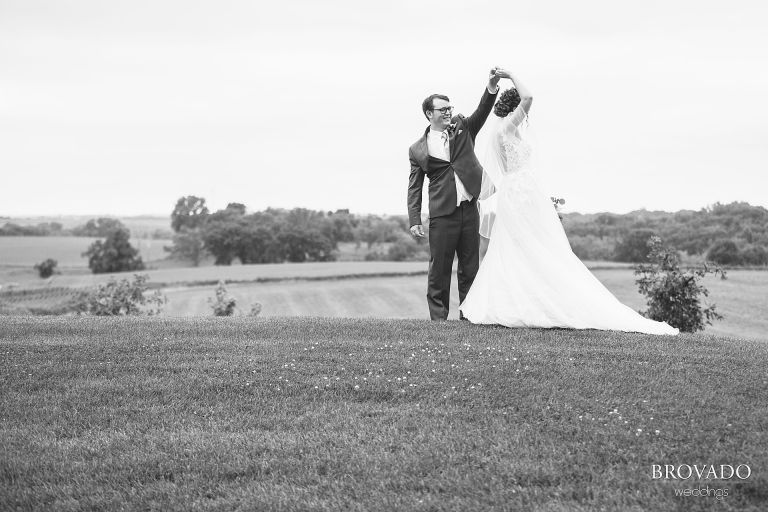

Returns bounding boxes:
[432,106,454,114]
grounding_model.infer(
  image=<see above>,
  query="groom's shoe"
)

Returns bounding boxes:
[459,312,469,322]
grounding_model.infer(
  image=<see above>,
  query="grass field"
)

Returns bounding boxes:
[1,317,766,511]
[160,269,767,342]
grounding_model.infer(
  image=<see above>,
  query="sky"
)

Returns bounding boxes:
[1,0,767,217]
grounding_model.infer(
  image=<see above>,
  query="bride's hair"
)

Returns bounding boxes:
[493,88,521,117]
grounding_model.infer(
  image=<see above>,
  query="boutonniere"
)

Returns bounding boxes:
[447,123,462,137]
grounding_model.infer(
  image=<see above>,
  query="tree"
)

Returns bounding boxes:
[82,227,145,274]
[706,239,741,266]
[354,217,402,249]
[171,195,209,233]
[613,229,657,263]
[386,232,428,261]
[236,223,281,264]
[225,202,247,216]
[164,226,207,266]
[33,258,58,278]
[634,236,725,332]
[278,227,336,262]
[740,245,768,266]
[201,212,244,265]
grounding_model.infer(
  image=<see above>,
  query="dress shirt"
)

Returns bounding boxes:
[427,128,473,206]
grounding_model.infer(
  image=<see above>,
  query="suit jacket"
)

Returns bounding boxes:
[407,87,498,227]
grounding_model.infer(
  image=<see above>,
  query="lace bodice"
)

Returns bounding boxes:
[501,134,533,175]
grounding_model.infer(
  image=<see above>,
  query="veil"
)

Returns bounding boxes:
[475,104,532,238]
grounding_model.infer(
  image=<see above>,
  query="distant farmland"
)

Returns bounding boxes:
[0,236,171,267]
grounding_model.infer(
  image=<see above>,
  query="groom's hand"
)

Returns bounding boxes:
[410,225,425,238]
[488,66,501,92]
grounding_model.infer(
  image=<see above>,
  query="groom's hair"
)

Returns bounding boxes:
[493,88,521,117]
[422,94,450,120]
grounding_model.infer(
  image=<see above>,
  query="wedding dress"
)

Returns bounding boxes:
[459,106,678,335]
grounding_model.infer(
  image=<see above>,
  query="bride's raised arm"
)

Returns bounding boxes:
[495,69,533,115]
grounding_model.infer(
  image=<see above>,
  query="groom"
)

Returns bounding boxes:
[408,68,502,320]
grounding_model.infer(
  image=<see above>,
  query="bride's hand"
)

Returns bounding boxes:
[493,68,512,79]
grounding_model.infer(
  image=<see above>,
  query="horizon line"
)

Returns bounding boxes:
[1,201,764,220]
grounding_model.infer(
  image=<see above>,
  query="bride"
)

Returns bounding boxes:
[459,69,678,335]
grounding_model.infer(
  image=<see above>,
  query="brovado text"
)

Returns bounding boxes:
[652,464,751,480]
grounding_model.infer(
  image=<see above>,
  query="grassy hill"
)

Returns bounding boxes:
[1,317,766,511]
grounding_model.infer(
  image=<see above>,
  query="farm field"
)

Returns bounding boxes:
[1,316,766,510]
[1,260,431,290]
[161,269,768,341]
[0,236,171,267]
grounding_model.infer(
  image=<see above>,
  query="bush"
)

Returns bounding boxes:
[634,236,725,333]
[83,227,145,274]
[249,303,263,317]
[81,274,166,316]
[706,239,741,266]
[209,281,236,316]
[33,258,59,278]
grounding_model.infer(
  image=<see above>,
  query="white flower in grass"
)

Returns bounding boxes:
[354,385,359,390]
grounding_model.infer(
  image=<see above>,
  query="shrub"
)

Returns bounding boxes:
[248,303,263,317]
[209,281,236,316]
[81,274,166,316]
[706,239,741,266]
[33,258,59,278]
[634,236,725,333]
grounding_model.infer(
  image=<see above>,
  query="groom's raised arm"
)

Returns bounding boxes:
[464,72,500,138]
[407,148,425,228]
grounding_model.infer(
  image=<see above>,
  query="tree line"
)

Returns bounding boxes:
[0,217,171,239]
[563,202,768,265]
[14,199,768,273]
[166,196,429,266]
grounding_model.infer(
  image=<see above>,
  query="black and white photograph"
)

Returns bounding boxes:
[1,0,766,510]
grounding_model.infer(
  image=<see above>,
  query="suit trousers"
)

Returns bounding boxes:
[427,198,480,320]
